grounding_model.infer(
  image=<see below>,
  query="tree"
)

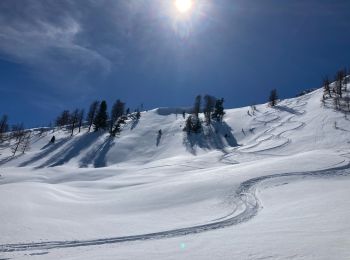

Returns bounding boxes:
[203,95,216,125]
[184,116,192,134]
[136,110,141,120]
[269,89,278,107]
[55,110,70,129]
[87,100,100,132]
[11,123,25,141]
[212,98,225,121]
[323,77,331,98]
[11,123,25,156]
[20,131,31,154]
[184,115,201,133]
[94,100,108,131]
[70,109,79,136]
[336,70,344,98]
[344,67,349,88]
[193,95,201,117]
[77,109,85,133]
[0,114,9,142]
[110,100,125,133]
[250,104,257,115]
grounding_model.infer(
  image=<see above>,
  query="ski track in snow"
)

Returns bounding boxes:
[238,98,308,154]
[1,163,349,253]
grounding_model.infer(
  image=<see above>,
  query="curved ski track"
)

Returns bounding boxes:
[1,163,349,253]
[239,98,308,153]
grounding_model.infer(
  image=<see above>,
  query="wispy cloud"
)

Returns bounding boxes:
[0,0,126,94]
[0,16,110,69]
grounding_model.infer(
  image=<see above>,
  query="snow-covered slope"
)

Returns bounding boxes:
[1,87,350,259]
[1,88,349,168]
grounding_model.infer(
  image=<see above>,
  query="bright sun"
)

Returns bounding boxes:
[174,0,193,13]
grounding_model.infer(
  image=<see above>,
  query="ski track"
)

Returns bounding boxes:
[238,98,308,154]
[1,163,349,254]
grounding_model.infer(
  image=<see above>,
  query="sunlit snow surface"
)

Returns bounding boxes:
[1,87,350,259]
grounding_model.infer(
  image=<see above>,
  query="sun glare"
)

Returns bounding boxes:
[175,0,193,13]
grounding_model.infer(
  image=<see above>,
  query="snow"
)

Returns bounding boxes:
[1,87,350,259]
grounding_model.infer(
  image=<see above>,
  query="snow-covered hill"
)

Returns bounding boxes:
[1,87,350,259]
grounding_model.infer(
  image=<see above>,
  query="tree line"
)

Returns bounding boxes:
[0,99,142,156]
[0,116,31,156]
[184,95,225,133]
[322,68,350,111]
[55,99,141,137]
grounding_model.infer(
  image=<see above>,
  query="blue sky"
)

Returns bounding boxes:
[0,0,349,127]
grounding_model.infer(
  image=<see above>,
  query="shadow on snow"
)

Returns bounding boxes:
[19,138,71,167]
[183,121,238,155]
[37,132,104,168]
[273,105,303,115]
[79,137,115,168]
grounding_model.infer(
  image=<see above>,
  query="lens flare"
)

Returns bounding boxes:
[174,0,193,13]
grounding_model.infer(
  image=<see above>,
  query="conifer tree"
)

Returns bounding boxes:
[87,100,99,132]
[212,98,225,121]
[323,77,331,98]
[203,95,216,125]
[336,70,344,98]
[136,110,141,120]
[94,100,108,131]
[193,95,201,117]
[184,115,201,133]
[110,100,125,133]
[0,114,9,142]
[269,89,278,107]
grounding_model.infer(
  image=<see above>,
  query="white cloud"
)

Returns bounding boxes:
[0,16,111,73]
